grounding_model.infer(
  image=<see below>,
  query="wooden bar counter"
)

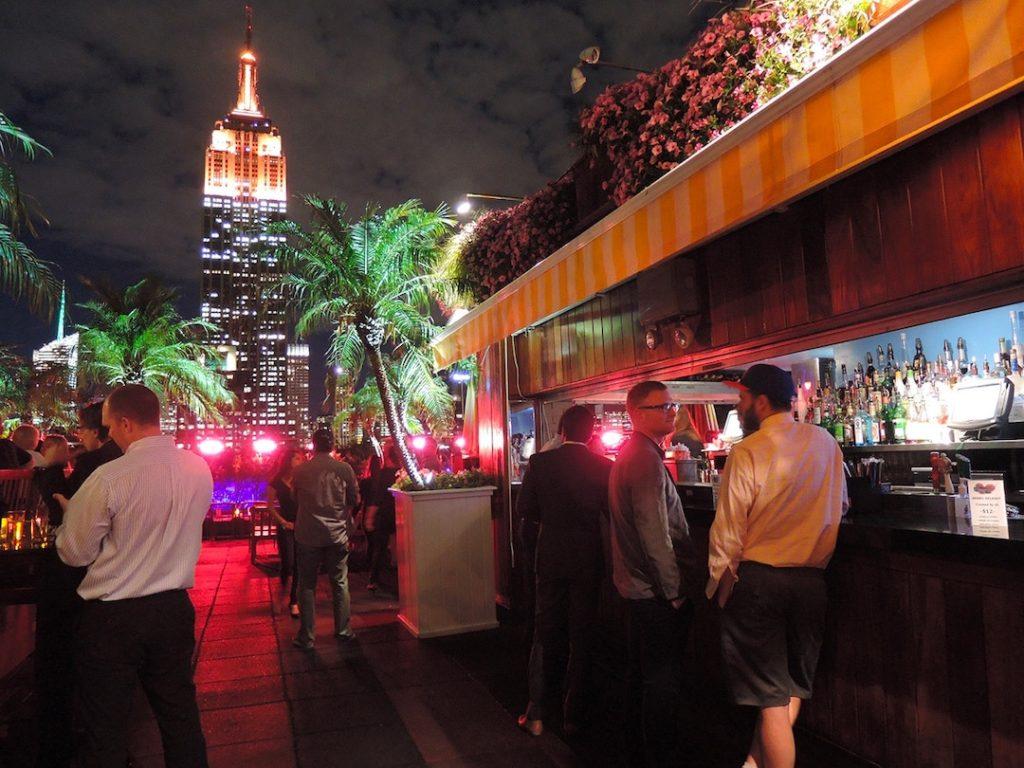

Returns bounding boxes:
[678,484,1024,768]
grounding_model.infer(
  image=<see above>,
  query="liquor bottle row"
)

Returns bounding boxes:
[797,311,1024,446]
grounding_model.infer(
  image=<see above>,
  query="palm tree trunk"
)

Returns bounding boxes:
[365,342,424,489]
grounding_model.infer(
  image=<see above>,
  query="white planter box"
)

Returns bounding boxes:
[391,486,498,638]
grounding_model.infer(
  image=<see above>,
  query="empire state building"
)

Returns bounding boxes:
[200,8,293,445]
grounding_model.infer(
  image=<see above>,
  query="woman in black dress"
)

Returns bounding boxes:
[267,447,305,616]
[365,442,400,592]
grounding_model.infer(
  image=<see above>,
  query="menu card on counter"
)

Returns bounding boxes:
[967,472,1010,539]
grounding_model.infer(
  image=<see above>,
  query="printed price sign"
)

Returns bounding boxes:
[968,473,1010,539]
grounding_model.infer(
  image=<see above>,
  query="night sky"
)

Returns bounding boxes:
[0,1,720,410]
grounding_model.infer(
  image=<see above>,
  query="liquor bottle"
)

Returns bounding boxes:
[867,401,881,444]
[969,356,979,377]
[840,363,849,389]
[1011,310,1022,369]
[832,406,846,444]
[913,338,926,374]
[865,353,876,385]
[845,405,857,446]
[983,354,991,377]
[854,403,867,446]
[885,343,895,383]
[892,394,908,443]
[957,337,969,376]
[995,346,1009,378]
[999,337,1010,369]
[812,387,823,426]
[900,332,910,370]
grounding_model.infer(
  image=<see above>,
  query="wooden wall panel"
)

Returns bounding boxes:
[983,586,1024,768]
[905,141,954,296]
[822,195,859,316]
[882,569,919,768]
[938,119,990,279]
[852,560,887,765]
[944,581,993,767]
[798,194,833,323]
[848,167,886,309]
[978,101,1024,273]
[777,212,811,330]
[911,573,956,767]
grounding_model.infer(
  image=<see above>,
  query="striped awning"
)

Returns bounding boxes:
[433,0,1024,369]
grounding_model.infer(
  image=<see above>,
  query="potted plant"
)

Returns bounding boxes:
[391,470,498,638]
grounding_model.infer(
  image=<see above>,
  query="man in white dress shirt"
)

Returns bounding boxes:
[56,384,213,768]
[708,365,847,768]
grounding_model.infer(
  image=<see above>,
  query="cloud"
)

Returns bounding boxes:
[0,0,724,364]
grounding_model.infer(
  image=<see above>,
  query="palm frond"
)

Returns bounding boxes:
[0,223,58,315]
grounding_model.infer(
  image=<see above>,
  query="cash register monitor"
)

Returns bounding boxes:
[947,377,1014,434]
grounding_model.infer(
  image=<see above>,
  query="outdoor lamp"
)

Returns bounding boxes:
[454,193,525,216]
[570,46,651,94]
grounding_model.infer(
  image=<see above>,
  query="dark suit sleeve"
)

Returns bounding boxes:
[66,454,97,497]
[516,456,542,524]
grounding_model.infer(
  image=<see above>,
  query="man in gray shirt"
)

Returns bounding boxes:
[292,428,360,649]
[609,380,702,768]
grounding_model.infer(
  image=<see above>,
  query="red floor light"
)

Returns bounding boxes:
[198,438,225,456]
[253,437,277,455]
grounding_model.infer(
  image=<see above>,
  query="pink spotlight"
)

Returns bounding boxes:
[253,437,278,455]
[411,435,428,451]
[600,430,625,449]
[198,438,225,457]
[454,436,467,450]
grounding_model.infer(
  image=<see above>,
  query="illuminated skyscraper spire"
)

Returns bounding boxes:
[56,281,66,341]
[234,4,261,116]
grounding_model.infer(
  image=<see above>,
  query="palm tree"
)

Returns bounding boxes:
[271,196,453,488]
[0,345,28,419]
[76,276,235,423]
[0,111,59,314]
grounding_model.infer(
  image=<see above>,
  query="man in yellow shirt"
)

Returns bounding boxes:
[708,365,847,768]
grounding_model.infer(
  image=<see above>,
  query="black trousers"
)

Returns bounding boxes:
[276,526,299,604]
[367,529,391,586]
[75,590,208,768]
[34,550,86,767]
[625,597,694,768]
[525,575,599,723]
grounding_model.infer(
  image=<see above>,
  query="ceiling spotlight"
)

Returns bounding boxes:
[455,200,473,216]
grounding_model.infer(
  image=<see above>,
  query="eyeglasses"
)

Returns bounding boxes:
[637,403,679,413]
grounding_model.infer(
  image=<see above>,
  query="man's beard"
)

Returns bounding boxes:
[739,407,761,436]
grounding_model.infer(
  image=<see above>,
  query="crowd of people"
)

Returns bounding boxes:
[5,384,380,767]
[516,365,848,768]
[3,363,846,768]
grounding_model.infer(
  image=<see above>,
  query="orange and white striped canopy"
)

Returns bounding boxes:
[433,0,1024,369]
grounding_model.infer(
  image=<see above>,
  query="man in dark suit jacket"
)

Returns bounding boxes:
[517,405,612,737]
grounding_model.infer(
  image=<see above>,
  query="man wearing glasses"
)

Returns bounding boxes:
[609,380,703,768]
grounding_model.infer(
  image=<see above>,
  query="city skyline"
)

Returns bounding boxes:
[0,1,722,406]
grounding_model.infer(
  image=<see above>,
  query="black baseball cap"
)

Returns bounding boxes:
[726,364,796,404]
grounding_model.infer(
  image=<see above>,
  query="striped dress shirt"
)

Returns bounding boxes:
[706,412,848,601]
[57,435,213,601]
